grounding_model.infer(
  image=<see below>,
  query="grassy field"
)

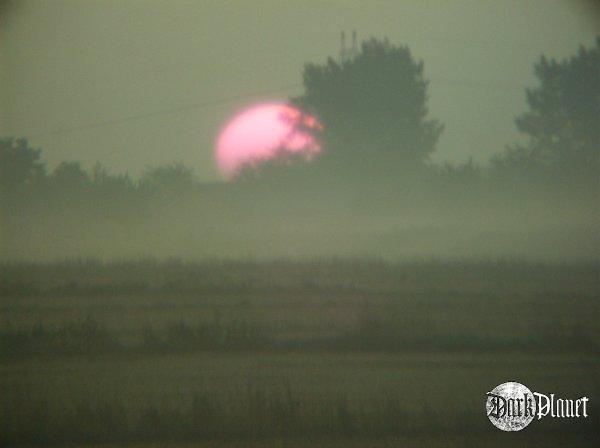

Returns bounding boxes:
[1,259,599,446]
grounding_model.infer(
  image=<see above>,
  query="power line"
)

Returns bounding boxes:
[18,77,525,140]
[23,83,303,139]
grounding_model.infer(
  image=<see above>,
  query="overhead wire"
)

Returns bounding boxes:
[20,76,526,140]
[23,83,304,139]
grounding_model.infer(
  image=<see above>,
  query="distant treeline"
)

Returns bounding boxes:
[2,37,598,201]
[0,127,596,223]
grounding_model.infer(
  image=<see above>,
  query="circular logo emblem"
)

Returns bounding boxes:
[486,381,536,431]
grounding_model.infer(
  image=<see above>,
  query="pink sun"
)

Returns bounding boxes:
[215,102,322,179]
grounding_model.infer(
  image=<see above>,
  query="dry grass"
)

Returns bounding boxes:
[1,259,598,446]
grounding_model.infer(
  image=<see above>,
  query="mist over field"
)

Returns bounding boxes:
[1,1,599,447]
[3,163,598,261]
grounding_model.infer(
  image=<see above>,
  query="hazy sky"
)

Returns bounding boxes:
[1,0,598,181]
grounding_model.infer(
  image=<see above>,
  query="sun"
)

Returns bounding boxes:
[215,102,322,179]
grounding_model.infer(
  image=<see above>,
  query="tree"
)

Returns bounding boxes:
[139,163,195,194]
[50,161,90,191]
[91,162,135,196]
[294,38,443,169]
[493,37,600,180]
[0,138,46,196]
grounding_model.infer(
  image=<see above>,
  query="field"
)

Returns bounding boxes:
[1,259,599,447]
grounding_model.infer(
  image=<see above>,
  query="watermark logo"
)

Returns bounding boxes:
[486,381,589,432]
[486,382,536,431]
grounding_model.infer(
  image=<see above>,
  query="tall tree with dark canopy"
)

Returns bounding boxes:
[493,37,600,181]
[294,38,443,171]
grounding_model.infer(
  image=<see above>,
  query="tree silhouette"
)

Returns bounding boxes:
[50,161,90,191]
[0,138,46,196]
[294,38,443,169]
[139,163,195,194]
[493,37,600,181]
[91,162,135,197]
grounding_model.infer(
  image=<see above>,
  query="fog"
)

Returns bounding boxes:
[2,4,600,447]
[1,1,598,262]
[3,152,598,261]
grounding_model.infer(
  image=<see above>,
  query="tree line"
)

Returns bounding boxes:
[1,36,598,204]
